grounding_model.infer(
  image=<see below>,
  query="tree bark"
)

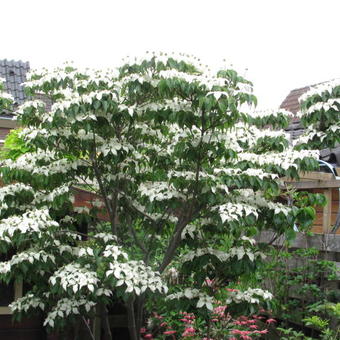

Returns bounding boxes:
[126,297,138,340]
[135,295,145,335]
[99,303,113,340]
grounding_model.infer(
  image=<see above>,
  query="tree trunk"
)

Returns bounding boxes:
[99,303,113,340]
[135,295,145,335]
[126,297,138,340]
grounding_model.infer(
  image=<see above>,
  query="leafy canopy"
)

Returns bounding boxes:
[0,54,320,338]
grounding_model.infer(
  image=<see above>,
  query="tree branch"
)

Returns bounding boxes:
[90,133,117,235]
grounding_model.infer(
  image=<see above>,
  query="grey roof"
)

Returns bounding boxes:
[0,59,30,105]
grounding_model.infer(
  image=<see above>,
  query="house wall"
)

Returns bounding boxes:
[0,118,17,145]
[0,128,11,144]
[312,188,340,234]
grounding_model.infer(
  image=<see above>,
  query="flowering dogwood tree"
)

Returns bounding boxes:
[0,55,319,340]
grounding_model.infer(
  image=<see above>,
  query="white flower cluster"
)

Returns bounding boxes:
[0,183,34,213]
[206,91,229,100]
[247,128,290,144]
[73,69,118,89]
[236,148,319,170]
[236,189,292,216]
[106,260,168,295]
[102,244,128,260]
[226,288,273,304]
[299,79,340,104]
[0,209,58,243]
[44,297,96,327]
[10,293,45,313]
[97,138,131,156]
[51,90,117,113]
[25,68,77,86]
[73,206,90,214]
[0,78,14,102]
[248,108,291,119]
[118,72,159,89]
[120,51,208,73]
[159,69,227,91]
[207,123,288,153]
[93,232,117,243]
[217,202,258,223]
[166,288,214,310]
[135,98,193,116]
[293,129,327,146]
[0,250,55,274]
[49,263,99,294]
[0,261,10,274]
[168,170,213,181]
[4,151,86,176]
[16,100,46,117]
[297,97,340,118]
[19,126,75,142]
[328,123,340,133]
[181,223,203,240]
[168,171,229,194]
[133,122,163,138]
[138,181,187,202]
[214,167,278,180]
[73,247,94,257]
[26,65,118,92]
[32,184,72,205]
[181,245,263,264]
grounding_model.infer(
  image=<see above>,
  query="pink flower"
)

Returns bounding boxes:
[259,329,269,334]
[144,334,153,339]
[246,319,256,324]
[253,329,269,334]
[182,327,195,337]
[266,318,276,324]
[249,325,258,329]
[185,327,195,333]
[160,322,167,327]
[140,328,147,334]
[241,336,252,340]
[231,330,251,335]
[163,330,177,335]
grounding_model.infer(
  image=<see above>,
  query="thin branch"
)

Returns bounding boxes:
[90,132,116,235]
[82,317,95,340]
[127,218,147,254]
[118,190,158,225]
[158,204,202,273]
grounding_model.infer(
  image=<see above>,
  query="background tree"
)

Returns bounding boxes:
[295,80,340,150]
[0,54,319,340]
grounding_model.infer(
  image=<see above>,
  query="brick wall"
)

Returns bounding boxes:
[0,127,11,144]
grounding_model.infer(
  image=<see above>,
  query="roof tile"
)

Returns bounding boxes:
[0,59,30,105]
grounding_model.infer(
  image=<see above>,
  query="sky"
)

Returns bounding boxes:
[1,0,340,109]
